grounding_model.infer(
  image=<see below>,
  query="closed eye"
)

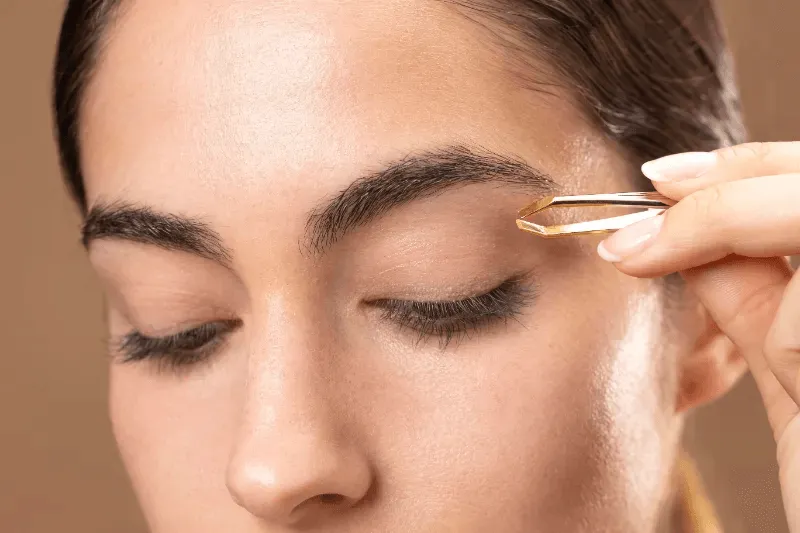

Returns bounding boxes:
[112,276,533,371]
[368,275,534,348]
[113,319,242,370]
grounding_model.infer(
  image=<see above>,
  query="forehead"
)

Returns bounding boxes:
[81,0,618,212]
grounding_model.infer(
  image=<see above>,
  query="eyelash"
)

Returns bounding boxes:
[114,277,534,369]
[115,319,242,370]
[369,276,533,348]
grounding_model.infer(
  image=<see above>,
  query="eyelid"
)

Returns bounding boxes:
[365,270,536,302]
[369,275,535,348]
[113,319,242,366]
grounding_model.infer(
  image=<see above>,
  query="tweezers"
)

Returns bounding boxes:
[516,192,673,238]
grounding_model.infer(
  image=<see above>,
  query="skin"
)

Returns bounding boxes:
[78,0,749,531]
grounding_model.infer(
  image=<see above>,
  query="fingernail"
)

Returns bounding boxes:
[642,152,717,182]
[597,214,664,263]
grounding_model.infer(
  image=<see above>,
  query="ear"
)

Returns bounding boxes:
[675,301,748,413]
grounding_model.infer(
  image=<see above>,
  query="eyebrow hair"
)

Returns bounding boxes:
[81,145,557,263]
[304,145,558,253]
[82,202,232,265]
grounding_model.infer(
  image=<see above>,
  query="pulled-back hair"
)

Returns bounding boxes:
[53,0,744,214]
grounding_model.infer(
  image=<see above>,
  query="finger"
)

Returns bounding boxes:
[682,257,798,440]
[765,268,800,410]
[597,174,800,277]
[685,256,800,533]
[642,142,800,200]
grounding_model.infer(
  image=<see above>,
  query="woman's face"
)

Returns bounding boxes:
[81,0,699,531]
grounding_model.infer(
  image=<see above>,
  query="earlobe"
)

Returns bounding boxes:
[676,304,748,413]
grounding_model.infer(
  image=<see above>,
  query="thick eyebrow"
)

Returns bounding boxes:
[81,145,556,264]
[304,144,558,253]
[82,202,232,265]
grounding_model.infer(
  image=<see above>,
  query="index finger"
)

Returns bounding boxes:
[644,142,800,200]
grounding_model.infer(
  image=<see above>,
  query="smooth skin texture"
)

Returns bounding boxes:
[79,0,745,531]
[599,142,800,531]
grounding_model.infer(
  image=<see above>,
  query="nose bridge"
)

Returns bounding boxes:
[225,294,372,524]
[236,313,334,460]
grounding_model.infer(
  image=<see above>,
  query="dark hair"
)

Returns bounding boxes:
[54,0,124,214]
[53,0,744,214]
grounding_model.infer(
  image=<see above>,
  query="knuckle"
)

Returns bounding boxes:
[683,185,725,224]
[715,142,772,163]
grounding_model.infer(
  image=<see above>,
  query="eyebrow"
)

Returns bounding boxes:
[82,202,233,265]
[305,145,557,253]
[82,145,557,262]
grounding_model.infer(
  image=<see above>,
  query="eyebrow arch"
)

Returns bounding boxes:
[82,202,232,266]
[304,144,558,253]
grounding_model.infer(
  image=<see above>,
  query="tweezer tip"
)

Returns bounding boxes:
[516,219,547,236]
[517,195,555,219]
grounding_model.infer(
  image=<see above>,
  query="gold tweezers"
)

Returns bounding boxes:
[516,192,673,238]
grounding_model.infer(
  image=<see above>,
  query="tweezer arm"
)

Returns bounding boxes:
[518,192,672,219]
[516,191,673,238]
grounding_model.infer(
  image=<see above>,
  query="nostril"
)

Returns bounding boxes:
[225,434,373,522]
[286,493,349,522]
[316,493,346,505]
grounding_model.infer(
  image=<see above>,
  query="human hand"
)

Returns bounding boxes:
[597,142,800,530]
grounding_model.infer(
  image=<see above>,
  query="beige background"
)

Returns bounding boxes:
[1,1,798,532]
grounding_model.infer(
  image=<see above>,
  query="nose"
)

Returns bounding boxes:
[225,310,373,525]
[227,432,373,524]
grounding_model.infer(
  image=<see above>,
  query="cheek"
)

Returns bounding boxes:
[108,362,246,527]
[598,284,683,525]
[361,274,676,528]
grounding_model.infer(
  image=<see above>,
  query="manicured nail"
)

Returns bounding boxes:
[597,214,664,263]
[641,152,717,182]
